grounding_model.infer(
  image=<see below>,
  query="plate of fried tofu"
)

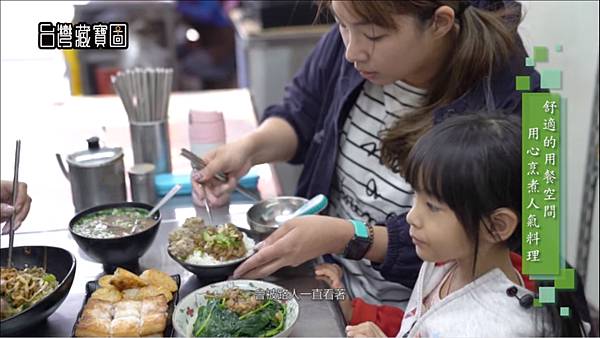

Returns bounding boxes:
[72,267,180,337]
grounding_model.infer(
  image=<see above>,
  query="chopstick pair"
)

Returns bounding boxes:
[180,148,260,202]
[181,148,227,183]
[180,149,215,224]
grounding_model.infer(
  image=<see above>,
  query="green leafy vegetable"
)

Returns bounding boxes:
[192,295,286,337]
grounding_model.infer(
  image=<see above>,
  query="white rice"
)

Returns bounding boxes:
[184,233,255,266]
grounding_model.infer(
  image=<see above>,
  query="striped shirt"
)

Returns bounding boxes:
[329,80,426,308]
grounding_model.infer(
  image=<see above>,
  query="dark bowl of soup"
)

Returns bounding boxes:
[68,202,161,268]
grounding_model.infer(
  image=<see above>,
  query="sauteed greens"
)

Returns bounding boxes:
[192,288,286,337]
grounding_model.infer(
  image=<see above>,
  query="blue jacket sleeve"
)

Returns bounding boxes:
[374,213,423,288]
[261,26,344,165]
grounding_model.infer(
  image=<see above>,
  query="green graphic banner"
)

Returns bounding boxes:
[522,92,561,275]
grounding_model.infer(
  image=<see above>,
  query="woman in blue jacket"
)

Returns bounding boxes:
[191,0,541,314]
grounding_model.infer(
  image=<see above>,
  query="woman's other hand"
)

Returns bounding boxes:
[233,215,354,279]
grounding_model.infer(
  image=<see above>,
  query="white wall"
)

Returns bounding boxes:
[518,1,599,308]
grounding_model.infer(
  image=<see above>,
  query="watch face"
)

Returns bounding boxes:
[351,220,369,238]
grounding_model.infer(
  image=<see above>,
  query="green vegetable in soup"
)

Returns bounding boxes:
[72,207,154,239]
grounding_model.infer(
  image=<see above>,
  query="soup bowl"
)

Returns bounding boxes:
[69,202,161,269]
[247,196,308,239]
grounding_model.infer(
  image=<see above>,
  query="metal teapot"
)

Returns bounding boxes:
[56,137,127,212]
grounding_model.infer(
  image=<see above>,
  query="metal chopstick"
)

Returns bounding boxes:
[201,184,214,225]
[7,140,21,268]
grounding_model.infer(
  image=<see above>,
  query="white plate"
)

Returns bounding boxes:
[173,280,299,337]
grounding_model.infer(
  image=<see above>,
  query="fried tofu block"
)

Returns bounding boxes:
[98,274,115,289]
[139,312,167,336]
[75,299,113,337]
[141,295,168,315]
[78,268,173,337]
[138,285,172,302]
[80,298,113,321]
[75,316,111,337]
[121,288,141,300]
[113,300,142,319]
[139,269,178,292]
[91,287,122,303]
[110,316,140,337]
[110,268,148,291]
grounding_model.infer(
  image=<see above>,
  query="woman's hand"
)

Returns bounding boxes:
[191,117,299,208]
[346,322,387,338]
[233,215,355,279]
[1,180,32,234]
[191,139,254,207]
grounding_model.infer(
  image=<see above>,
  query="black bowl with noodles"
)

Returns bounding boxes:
[167,226,259,282]
[68,202,161,272]
[0,246,76,335]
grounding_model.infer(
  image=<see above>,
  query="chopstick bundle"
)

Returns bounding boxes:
[111,68,173,122]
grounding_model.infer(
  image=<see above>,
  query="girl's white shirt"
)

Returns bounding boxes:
[398,261,554,338]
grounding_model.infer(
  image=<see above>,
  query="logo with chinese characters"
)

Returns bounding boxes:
[38,22,128,49]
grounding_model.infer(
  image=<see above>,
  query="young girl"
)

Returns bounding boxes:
[316,250,537,337]
[335,114,587,337]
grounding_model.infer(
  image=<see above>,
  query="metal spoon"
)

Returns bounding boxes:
[130,184,181,235]
[274,194,328,224]
[148,184,181,218]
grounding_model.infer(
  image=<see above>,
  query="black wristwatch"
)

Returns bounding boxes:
[343,220,374,260]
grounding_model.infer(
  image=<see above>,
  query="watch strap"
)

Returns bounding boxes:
[343,220,373,260]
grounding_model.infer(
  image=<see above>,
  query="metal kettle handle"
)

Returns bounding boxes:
[55,153,69,180]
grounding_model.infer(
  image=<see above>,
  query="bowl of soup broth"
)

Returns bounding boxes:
[69,202,161,268]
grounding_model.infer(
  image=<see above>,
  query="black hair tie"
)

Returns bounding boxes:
[468,0,508,12]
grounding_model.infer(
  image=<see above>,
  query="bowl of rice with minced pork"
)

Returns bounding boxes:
[167,217,258,281]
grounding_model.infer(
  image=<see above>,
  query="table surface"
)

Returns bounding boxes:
[0,89,346,336]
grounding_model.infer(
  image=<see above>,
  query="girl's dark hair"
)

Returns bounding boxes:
[404,113,589,337]
[404,113,522,265]
[317,0,523,173]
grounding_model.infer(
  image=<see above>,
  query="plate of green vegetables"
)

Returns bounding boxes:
[173,280,299,337]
